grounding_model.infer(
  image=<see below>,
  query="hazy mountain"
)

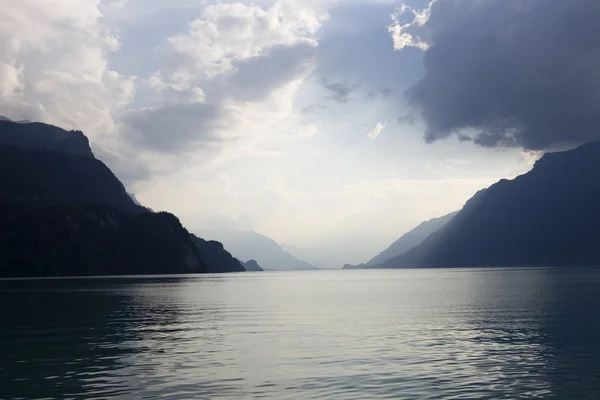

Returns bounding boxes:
[0,120,245,276]
[366,212,458,266]
[281,243,349,270]
[382,141,600,269]
[241,260,264,272]
[198,229,317,271]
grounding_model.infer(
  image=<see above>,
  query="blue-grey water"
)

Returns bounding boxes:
[1,268,600,399]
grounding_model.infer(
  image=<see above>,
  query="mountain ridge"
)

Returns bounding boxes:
[198,228,318,271]
[366,212,458,266]
[380,141,600,269]
[0,119,247,276]
[0,119,94,157]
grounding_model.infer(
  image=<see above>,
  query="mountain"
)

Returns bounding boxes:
[382,141,600,269]
[0,145,142,214]
[281,243,349,270]
[0,205,210,277]
[366,212,458,266]
[0,119,245,276]
[190,236,246,273]
[0,119,93,157]
[241,260,264,272]
[198,229,317,271]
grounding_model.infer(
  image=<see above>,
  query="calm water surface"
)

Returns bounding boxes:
[1,268,600,399]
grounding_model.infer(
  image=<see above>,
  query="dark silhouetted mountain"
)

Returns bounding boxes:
[190,236,246,273]
[0,146,142,214]
[366,212,457,266]
[0,120,246,276]
[0,119,93,157]
[198,229,317,271]
[0,205,209,277]
[241,259,264,272]
[382,141,600,269]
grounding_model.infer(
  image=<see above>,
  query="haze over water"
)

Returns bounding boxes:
[2,268,600,399]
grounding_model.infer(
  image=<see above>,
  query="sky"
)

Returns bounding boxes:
[2,0,598,264]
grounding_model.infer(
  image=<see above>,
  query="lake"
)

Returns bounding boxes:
[1,268,600,399]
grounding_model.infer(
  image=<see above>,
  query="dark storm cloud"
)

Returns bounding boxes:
[406,0,600,150]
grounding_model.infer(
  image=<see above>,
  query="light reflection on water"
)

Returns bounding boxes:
[1,268,600,399]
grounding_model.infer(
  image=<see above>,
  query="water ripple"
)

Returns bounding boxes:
[1,268,600,399]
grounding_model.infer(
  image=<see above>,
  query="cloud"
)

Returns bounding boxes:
[388,2,435,51]
[290,124,319,140]
[0,0,135,138]
[226,41,317,102]
[310,0,426,122]
[166,1,322,81]
[320,77,355,104]
[395,0,600,151]
[121,103,228,152]
[367,121,387,139]
[123,0,324,155]
[92,145,152,184]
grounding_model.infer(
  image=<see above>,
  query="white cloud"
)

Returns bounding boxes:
[0,0,135,138]
[367,121,387,139]
[0,62,24,96]
[121,0,324,156]
[166,1,322,82]
[388,1,435,51]
[521,150,544,168]
[291,124,319,139]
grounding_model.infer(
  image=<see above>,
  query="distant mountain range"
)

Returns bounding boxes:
[281,243,351,270]
[5,117,598,275]
[366,212,458,266]
[0,117,248,277]
[198,229,317,271]
[240,260,264,272]
[343,212,457,269]
[378,141,600,268]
